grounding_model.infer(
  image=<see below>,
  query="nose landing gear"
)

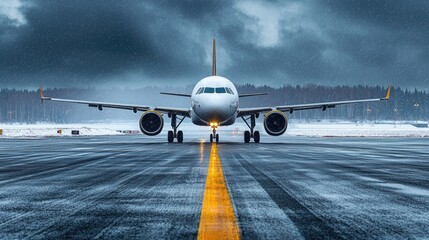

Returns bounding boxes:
[210,133,219,143]
[241,114,260,143]
[209,123,219,143]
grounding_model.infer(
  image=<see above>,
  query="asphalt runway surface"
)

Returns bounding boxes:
[0,133,428,239]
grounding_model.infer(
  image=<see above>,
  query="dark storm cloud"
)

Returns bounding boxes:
[314,0,429,87]
[323,0,429,30]
[0,0,223,87]
[0,0,428,89]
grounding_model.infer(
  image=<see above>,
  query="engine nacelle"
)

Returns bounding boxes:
[139,111,164,136]
[263,111,288,136]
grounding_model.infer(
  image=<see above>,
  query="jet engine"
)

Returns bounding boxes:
[139,111,164,136]
[263,111,288,136]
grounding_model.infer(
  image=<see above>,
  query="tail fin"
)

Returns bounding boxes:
[212,38,216,76]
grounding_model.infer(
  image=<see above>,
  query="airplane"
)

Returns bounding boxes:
[40,39,391,143]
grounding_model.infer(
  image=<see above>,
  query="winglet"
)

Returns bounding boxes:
[212,38,216,76]
[39,85,51,103]
[384,85,391,100]
[40,85,44,104]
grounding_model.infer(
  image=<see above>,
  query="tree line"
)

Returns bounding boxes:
[0,85,427,123]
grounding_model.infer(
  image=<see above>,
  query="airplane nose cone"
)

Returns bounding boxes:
[196,100,233,123]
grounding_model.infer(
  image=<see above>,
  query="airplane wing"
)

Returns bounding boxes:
[160,92,192,97]
[40,86,190,117]
[238,86,391,117]
[239,92,269,98]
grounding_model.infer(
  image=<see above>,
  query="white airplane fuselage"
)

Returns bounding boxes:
[190,76,239,126]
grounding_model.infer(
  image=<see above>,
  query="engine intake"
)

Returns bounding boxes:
[264,111,288,136]
[139,111,164,136]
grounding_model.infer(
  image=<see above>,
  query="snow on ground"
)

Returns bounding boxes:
[286,122,429,138]
[0,121,428,138]
[0,123,124,137]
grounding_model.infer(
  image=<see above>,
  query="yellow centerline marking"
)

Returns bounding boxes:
[198,143,240,240]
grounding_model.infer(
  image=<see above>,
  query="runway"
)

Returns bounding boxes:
[0,134,428,239]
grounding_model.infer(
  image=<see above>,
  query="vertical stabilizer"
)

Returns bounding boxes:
[212,39,216,76]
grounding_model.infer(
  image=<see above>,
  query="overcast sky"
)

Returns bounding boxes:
[0,0,428,89]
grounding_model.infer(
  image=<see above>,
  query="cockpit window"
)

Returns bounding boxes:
[196,87,204,94]
[216,87,226,93]
[200,87,233,94]
[204,87,215,93]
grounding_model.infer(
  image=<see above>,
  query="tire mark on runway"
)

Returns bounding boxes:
[0,153,120,185]
[26,153,201,239]
[23,172,165,238]
[0,150,168,186]
[254,145,429,207]
[0,152,171,237]
[237,151,412,238]
[237,157,343,240]
[0,157,152,232]
[30,174,166,239]
[259,143,429,190]
[323,160,429,190]
[234,145,424,238]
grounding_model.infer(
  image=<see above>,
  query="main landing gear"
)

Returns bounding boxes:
[168,113,185,143]
[241,114,260,143]
[209,123,219,143]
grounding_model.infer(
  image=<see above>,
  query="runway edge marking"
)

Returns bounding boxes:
[198,143,240,240]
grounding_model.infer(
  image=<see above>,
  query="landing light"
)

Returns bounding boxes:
[210,122,219,127]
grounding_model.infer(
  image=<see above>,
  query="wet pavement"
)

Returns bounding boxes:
[0,134,428,239]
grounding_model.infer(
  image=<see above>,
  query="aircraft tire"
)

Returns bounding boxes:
[254,131,260,143]
[244,131,250,143]
[168,131,174,143]
[216,134,219,143]
[177,130,183,143]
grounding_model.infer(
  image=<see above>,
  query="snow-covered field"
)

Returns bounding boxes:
[0,121,428,138]
[287,122,429,138]
[0,123,125,137]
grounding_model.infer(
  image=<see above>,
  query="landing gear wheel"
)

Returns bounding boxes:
[168,114,185,143]
[254,131,260,143]
[244,131,250,143]
[216,134,219,143]
[168,131,174,143]
[177,130,183,143]
[210,134,213,143]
